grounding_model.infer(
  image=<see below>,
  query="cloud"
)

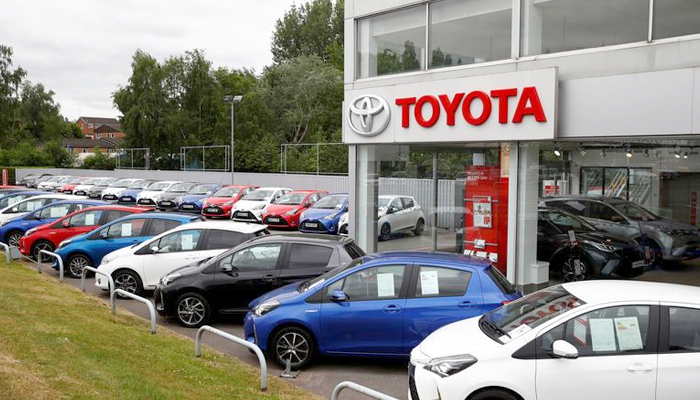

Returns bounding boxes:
[0,0,297,120]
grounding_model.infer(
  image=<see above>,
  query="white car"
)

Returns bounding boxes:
[136,181,181,207]
[100,178,142,202]
[231,187,292,223]
[337,195,425,240]
[96,220,269,295]
[37,175,71,191]
[0,193,87,224]
[409,280,700,400]
[73,177,114,196]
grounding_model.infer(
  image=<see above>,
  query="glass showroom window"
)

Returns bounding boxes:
[429,0,512,69]
[356,6,426,78]
[521,0,649,56]
[653,0,700,40]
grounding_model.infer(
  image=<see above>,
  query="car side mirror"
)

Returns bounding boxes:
[331,289,347,302]
[551,340,578,359]
[221,263,238,276]
[62,220,71,228]
[100,230,109,239]
[386,207,396,215]
[11,207,18,212]
[150,246,160,254]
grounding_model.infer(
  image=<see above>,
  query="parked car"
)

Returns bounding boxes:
[26,174,53,188]
[117,179,157,205]
[54,212,203,278]
[19,205,150,261]
[37,175,72,191]
[58,176,89,194]
[201,185,258,218]
[156,182,198,211]
[298,193,348,235]
[73,177,114,196]
[100,178,142,202]
[0,193,85,225]
[136,181,181,206]
[0,200,105,247]
[540,196,700,265]
[19,173,51,187]
[338,212,349,235]
[262,190,327,229]
[231,187,292,223]
[408,280,700,400]
[97,220,269,295]
[0,191,45,209]
[176,183,223,213]
[87,178,119,199]
[244,251,520,369]
[0,188,26,195]
[337,195,426,240]
[155,233,366,328]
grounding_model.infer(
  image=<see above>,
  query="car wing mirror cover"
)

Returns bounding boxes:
[551,340,578,359]
[331,289,347,302]
[150,246,160,253]
[222,263,238,276]
[62,220,71,228]
[99,230,109,239]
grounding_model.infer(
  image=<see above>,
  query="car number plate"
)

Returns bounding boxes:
[267,217,280,223]
[306,222,318,228]
[205,207,218,213]
[573,259,582,275]
[632,260,646,269]
[182,205,194,209]
[161,201,172,206]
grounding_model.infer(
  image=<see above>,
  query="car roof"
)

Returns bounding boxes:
[150,181,180,185]
[359,251,493,269]
[253,187,292,191]
[563,280,700,304]
[164,220,267,233]
[24,194,80,200]
[246,232,354,245]
[115,212,198,221]
[69,205,148,212]
[542,195,627,204]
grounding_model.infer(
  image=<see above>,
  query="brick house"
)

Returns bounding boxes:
[63,138,124,161]
[76,117,126,139]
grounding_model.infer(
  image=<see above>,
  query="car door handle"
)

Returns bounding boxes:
[626,362,653,374]
[458,301,476,308]
[383,304,402,313]
[261,275,276,282]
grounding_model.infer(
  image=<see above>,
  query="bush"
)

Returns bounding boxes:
[80,148,116,170]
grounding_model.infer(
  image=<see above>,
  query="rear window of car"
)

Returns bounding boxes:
[202,229,247,250]
[147,218,181,236]
[486,266,517,295]
[344,242,366,259]
[287,244,334,269]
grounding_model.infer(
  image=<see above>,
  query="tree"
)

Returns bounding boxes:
[16,81,67,143]
[0,45,26,147]
[377,49,402,75]
[81,147,115,169]
[271,0,344,69]
[402,40,420,71]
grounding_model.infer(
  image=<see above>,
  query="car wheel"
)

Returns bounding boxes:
[644,240,663,268]
[5,230,23,248]
[66,254,91,278]
[113,269,144,297]
[379,223,391,241]
[413,218,425,236]
[175,293,210,328]
[32,240,55,262]
[561,254,587,282]
[470,388,519,400]
[339,224,348,235]
[271,326,316,370]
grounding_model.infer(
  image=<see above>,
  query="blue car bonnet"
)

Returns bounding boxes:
[248,281,302,309]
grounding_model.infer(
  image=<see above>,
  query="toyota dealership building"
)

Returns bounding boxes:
[343,0,700,291]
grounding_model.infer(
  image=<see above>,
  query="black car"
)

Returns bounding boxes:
[19,173,51,187]
[156,182,198,211]
[154,233,366,328]
[86,178,118,199]
[537,207,649,281]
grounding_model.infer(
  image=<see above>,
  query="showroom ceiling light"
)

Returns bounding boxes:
[675,148,681,158]
[683,151,689,159]
[579,144,586,156]
[626,147,633,158]
[644,149,650,157]
[553,145,562,157]
[600,149,606,158]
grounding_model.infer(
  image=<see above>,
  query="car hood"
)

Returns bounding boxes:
[248,282,302,309]
[102,187,127,196]
[233,199,268,211]
[302,208,341,220]
[158,192,187,201]
[73,184,94,192]
[643,219,699,236]
[119,189,142,197]
[137,190,163,199]
[266,204,302,214]
[204,196,234,205]
[575,231,636,247]
[178,195,207,204]
[0,212,28,223]
[418,317,502,359]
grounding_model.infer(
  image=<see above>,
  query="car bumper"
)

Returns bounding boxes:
[153,286,172,316]
[202,205,231,217]
[299,219,336,234]
[94,268,110,290]
[118,197,136,204]
[667,237,700,261]
[137,198,156,206]
[262,214,298,229]
[18,236,30,255]
[232,210,263,223]
[243,312,266,351]
[101,194,120,202]
[178,204,201,213]
[156,201,177,211]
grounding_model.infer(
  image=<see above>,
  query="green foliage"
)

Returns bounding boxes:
[0,140,74,167]
[271,0,344,69]
[80,147,115,170]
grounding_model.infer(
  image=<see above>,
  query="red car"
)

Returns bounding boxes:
[19,205,150,259]
[201,185,258,218]
[58,177,88,194]
[262,190,327,229]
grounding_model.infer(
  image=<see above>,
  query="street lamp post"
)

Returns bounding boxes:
[223,95,243,185]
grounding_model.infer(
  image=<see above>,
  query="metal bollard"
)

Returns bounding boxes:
[0,242,10,265]
[331,381,400,400]
[38,250,64,282]
[111,289,157,334]
[80,266,115,313]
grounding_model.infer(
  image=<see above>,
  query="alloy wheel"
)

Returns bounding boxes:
[177,297,206,326]
[114,272,138,294]
[7,232,21,248]
[562,257,587,282]
[275,331,310,366]
[33,242,54,262]
[68,256,89,277]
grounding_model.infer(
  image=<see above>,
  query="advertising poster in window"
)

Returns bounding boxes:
[473,196,492,228]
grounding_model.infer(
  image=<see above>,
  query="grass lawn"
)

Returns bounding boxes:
[0,262,320,400]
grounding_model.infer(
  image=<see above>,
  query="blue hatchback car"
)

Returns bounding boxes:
[176,183,222,213]
[0,199,105,247]
[298,193,348,234]
[244,251,521,369]
[55,212,203,278]
[0,191,45,209]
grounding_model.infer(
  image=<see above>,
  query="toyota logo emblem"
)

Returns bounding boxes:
[347,94,390,137]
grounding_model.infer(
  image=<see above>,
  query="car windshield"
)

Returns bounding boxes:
[212,187,241,197]
[613,202,659,221]
[546,209,596,232]
[313,195,347,210]
[243,190,274,201]
[167,183,195,193]
[147,182,172,191]
[46,176,62,183]
[81,178,99,185]
[483,285,584,337]
[377,197,391,209]
[128,180,153,189]
[300,258,365,292]
[276,193,307,205]
[69,177,84,184]
[189,184,218,195]
[109,179,133,188]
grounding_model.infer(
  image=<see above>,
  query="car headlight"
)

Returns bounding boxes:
[425,354,478,377]
[160,272,181,285]
[223,201,234,206]
[101,253,117,265]
[284,208,299,216]
[322,213,338,220]
[581,240,620,253]
[0,220,10,227]
[57,239,72,249]
[253,300,280,317]
[25,228,38,237]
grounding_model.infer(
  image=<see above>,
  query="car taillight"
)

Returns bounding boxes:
[501,300,512,305]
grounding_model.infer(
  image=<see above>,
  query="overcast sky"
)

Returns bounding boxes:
[0,0,298,121]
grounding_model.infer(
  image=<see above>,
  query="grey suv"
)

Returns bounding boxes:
[540,196,700,264]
